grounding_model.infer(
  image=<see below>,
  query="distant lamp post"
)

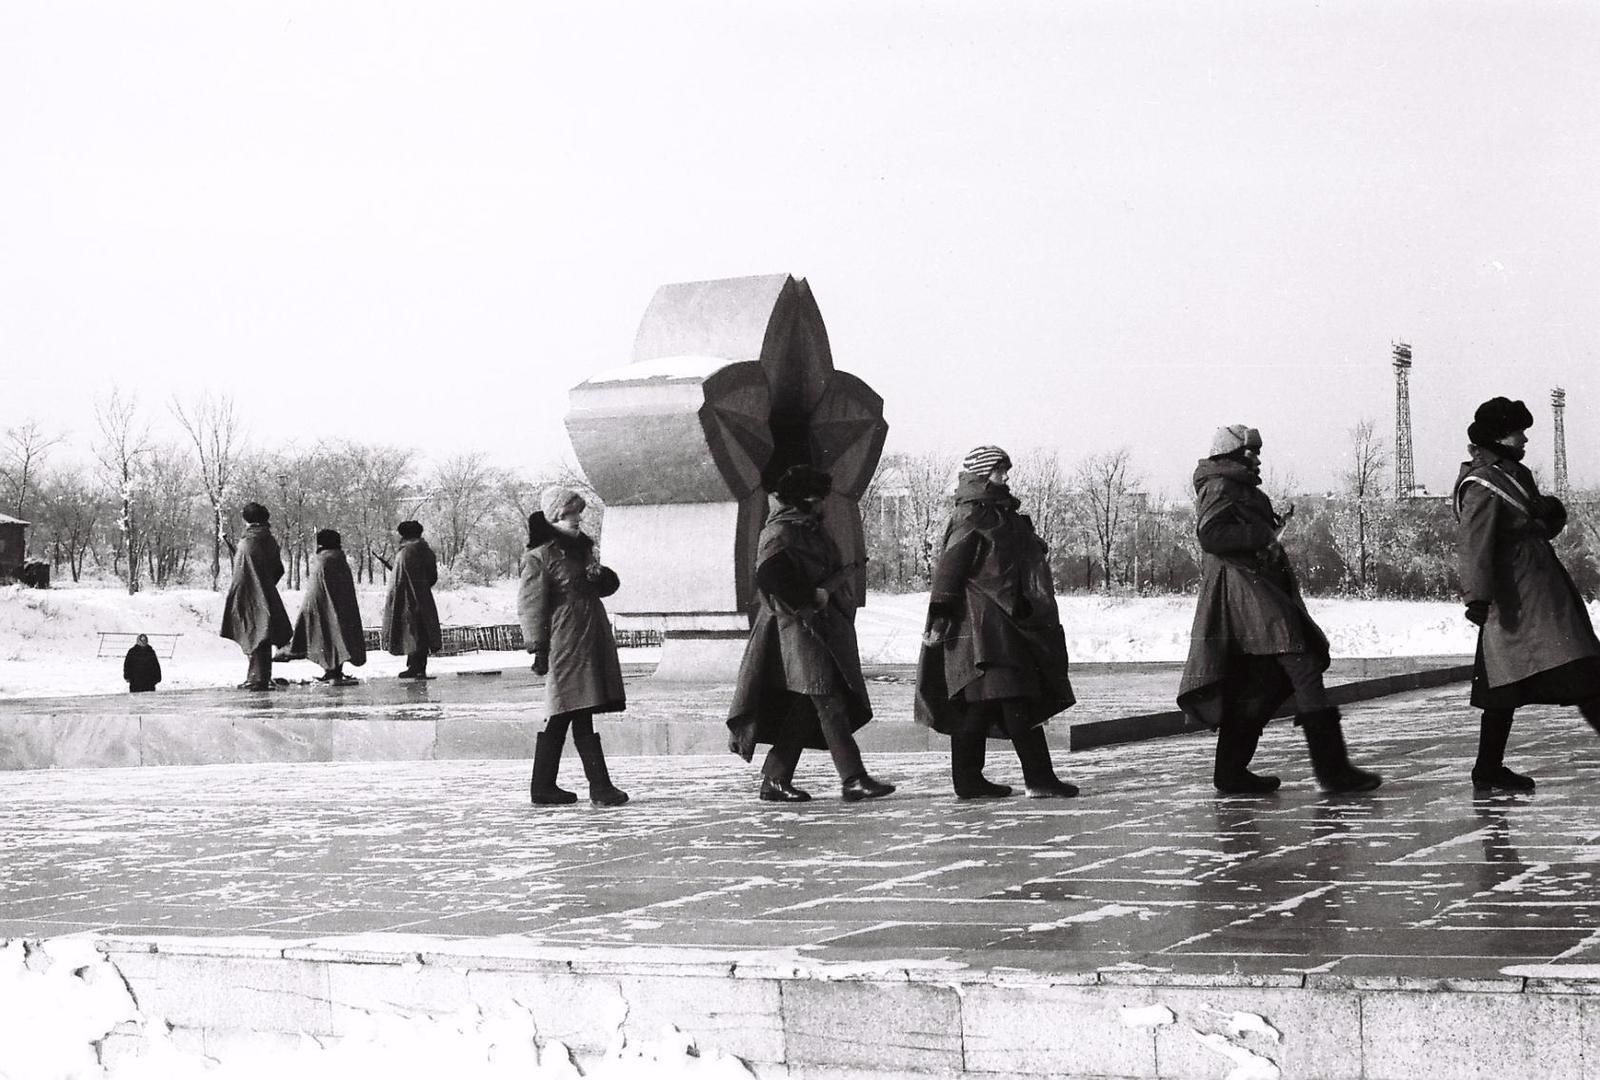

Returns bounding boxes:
[1128,490,1148,593]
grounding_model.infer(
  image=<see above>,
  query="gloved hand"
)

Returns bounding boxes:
[532,650,549,676]
[922,616,953,648]
[1465,602,1489,628]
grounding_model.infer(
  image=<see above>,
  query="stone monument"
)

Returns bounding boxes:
[565,274,888,680]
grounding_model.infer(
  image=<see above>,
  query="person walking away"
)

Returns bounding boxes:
[1456,397,1600,792]
[518,487,628,807]
[123,633,162,693]
[220,501,292,691]
[1177,426,1381,794]
[728,465,895,803]
[289,529,367,685]
[916,445,1079,798]
[383,520,441,679]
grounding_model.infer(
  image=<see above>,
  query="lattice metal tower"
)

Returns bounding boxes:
[1553,387,1570,497]
[1393,341,1415,497]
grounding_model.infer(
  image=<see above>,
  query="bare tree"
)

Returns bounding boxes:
[427,452,501,569]
[1010,448,1075,584]
[1072,447,1139,590]
[2,420,66,529]
[172,392,245,590]
[1329,418,1391,594]
[35,468,99,582]
[93,390,154,594]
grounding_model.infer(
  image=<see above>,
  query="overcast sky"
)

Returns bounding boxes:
[3,1,1596,497]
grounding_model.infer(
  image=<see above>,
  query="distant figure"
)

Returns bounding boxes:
[1455,397,1600,792]
[727,465,895,803]
[383,519,441,679]
[220,501,292,692]
[123,633,161,693]
[1177,426,1381,794]
[517,487,629,807]
[289,528,367,686]
[916,445,1079,799]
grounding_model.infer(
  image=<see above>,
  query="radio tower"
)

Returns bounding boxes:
[1552,387,1569,497]
[1393,341,1415,498]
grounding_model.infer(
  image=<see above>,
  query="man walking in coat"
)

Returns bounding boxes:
[728,464,895,803]
[123,634,162,693]
[383,519,441,679]
[289,528,367,685]
[220,501,292,691]
[1456,397,1600,792]
[1176,426,1381,794]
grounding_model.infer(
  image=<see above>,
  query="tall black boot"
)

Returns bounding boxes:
[1299,707,1382,793]
[1213,719,1280,795]
[1009,722,1078,799]
[1472,709,1533,792]
[951,729,1012,799]
[573,731,629,807]
[529,730,578,805]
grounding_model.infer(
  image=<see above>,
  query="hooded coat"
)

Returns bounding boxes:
[290,547,367,670]
[914,477,1075,736]
[1455,446,1600,707]
[517,514,626,717]
[727,501,872,760]
[219,524,292,654]
[123,643,161,692]
[382,537,442,656]
[1176,457,1329,729]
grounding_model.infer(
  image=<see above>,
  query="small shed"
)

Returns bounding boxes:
[0,514,28,575]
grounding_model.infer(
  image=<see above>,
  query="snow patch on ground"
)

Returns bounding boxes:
[1119,1004,1176,1028]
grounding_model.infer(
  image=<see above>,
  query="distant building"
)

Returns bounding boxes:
[0,514,28,576]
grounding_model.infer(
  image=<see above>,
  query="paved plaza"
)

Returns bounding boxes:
[6,683,1600,986]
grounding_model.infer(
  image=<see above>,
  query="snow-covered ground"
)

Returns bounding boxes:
[0,582,1503,700]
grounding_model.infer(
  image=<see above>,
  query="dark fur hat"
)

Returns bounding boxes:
[1468,397,1534,447]
[772,464,833,506]
[396,519,424,539]
[240,501,270,525]
[315,528,341,550]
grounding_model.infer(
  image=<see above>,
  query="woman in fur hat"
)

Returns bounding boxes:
[1177,425,1381,794]
[727,464,895,803]
[1455,397,1600,792]
[915,445,1079,798]
[518,486,629,807]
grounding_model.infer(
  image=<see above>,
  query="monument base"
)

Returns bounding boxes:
[651,629,750,682]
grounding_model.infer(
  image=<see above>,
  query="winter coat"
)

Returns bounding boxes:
[728,501,872,760]
[517,515,626,717]
[1455,446,1600,705]
[219,524,292,654]
[914,477,1074,736]
[1176,457,1329,729]
[123,643,161,692]
[382,538,442,656]
[290,547,368,670]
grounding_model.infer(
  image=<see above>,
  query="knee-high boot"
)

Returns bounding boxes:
[529,730,578,805]
[1213,717,1280,794]
[951,728,1012,799]
[1472,709,1533,792]
[573,731,629,807]
[1299,707,1382,793]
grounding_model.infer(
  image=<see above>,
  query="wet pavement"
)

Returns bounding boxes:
[5,683,1597,983]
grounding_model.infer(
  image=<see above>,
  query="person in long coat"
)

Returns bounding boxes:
[219,501,292,691]
[289,528,367,685]
[915,446,1080,798]
[1455,396,1600,792]
[517,487,628,807]
[123,634,162,693]
[727,464,895,803]
[1176,426,1381,794]
[383,520,441,679]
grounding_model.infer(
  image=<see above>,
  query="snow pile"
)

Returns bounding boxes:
[0,937,142,1079]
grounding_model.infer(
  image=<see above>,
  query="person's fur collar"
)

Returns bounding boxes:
[526,511,595,555]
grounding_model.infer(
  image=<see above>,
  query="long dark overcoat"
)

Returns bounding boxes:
[1456,447,1600,707]
[1176,458,1328,729]
[914,478,1074,736]
[219,524,292,654]
[291,547,367,669]
[517,516,626,717]
[728,503,872,760]
[123,644,161,692]
[383,538,442,656]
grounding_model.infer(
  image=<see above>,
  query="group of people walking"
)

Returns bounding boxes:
[206,393,1600,810]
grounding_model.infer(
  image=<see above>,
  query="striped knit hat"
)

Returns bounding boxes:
[960,445,1012,479]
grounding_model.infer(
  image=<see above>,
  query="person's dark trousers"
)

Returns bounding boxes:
[405,650,429,676]
[951,723,1013,798]
[1214,712,1279,794]
[245,642,273,688]
[999,699,1077,797]
[1473,708,1534,792]
[530,710,593,805]
[1273,653,1333,712]
[761,693,866,783]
